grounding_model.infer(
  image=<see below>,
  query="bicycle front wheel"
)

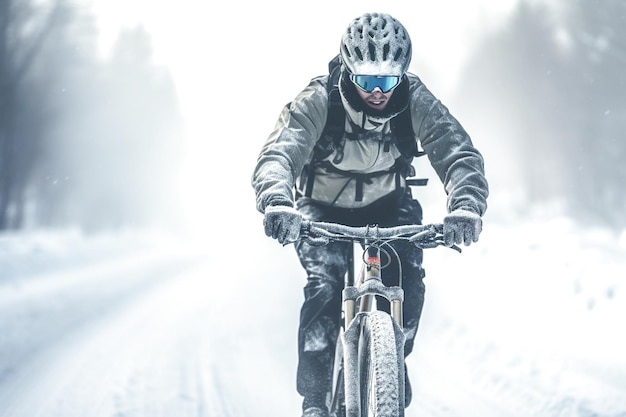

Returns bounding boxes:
[358,311,403,417]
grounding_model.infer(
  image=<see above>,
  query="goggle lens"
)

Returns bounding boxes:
[350,74,401,93]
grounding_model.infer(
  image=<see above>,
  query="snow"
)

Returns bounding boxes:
[0,216,625,416]
[410,215,626,416]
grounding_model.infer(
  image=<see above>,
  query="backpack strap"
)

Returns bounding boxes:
[391,108,418,157]
[310,55,345,163]
[389,105,428,180]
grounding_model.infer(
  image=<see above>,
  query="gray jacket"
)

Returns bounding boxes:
[252,72,488,216]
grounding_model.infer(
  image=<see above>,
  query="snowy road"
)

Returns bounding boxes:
[0,220,625,417]
[0,231,303,417]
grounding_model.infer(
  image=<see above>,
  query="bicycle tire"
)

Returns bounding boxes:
[358,311,401,417]
[330,337,346,417]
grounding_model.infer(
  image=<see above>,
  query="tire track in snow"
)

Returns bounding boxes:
[0,250,211,417]
[0,244,300,417]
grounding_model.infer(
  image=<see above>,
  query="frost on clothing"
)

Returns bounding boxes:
[252,79,329,212]
[251,72,489,216]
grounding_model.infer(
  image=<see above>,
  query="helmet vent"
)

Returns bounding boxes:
[394,48,403,62]
[368,42,376,62]
[354,46,363,61]
[342,44,352,59]
[382,43,390,61]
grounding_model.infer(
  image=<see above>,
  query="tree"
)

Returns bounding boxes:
[0,0,66,229]
[1,1,185,232]
[558,0,626,226]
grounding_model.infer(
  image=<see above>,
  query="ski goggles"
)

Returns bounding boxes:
[349,74,402,93]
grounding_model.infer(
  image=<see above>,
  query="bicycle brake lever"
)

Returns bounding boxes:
[446,242,462,253]
[407,229,436,243]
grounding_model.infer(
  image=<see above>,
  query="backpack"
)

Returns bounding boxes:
[297,55,428,203]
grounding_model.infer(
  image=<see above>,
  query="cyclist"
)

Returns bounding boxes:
[252,12,489,417]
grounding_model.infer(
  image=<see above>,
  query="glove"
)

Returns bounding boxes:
[443,209,482,247]
[263,205,303,245]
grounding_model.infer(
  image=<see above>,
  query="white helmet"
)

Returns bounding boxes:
[340,13,412,77]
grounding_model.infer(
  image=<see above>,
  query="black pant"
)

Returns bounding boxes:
[293,189,426,408]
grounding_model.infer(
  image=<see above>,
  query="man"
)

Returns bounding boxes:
[252,12,488,417]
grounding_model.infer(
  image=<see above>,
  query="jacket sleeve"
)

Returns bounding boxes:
[251,77,329,213]
[408,76,489,216]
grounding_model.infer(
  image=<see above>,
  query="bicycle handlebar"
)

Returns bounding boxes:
[299,220,461,252]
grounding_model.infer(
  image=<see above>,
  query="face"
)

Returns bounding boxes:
[355,86,395,111]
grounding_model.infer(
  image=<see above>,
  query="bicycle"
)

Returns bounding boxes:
[298,220,459,417]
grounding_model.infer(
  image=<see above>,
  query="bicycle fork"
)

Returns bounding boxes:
[339,245,406,417]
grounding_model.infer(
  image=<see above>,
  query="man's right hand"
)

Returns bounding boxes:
[263,205,303,245]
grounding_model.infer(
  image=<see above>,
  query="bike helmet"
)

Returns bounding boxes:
[340,13,412,77]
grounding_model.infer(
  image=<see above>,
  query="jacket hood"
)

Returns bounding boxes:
[338,70,409,130]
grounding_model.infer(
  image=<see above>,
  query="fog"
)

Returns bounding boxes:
[1,2,626,415]
[2,0,624,237]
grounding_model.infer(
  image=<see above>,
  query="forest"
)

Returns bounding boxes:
[0,0,184,231]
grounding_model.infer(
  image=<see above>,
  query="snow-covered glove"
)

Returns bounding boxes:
[443,209,482,247]
[263,205,303,245]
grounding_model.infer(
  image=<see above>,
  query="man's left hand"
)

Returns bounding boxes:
[443,209,482,247]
